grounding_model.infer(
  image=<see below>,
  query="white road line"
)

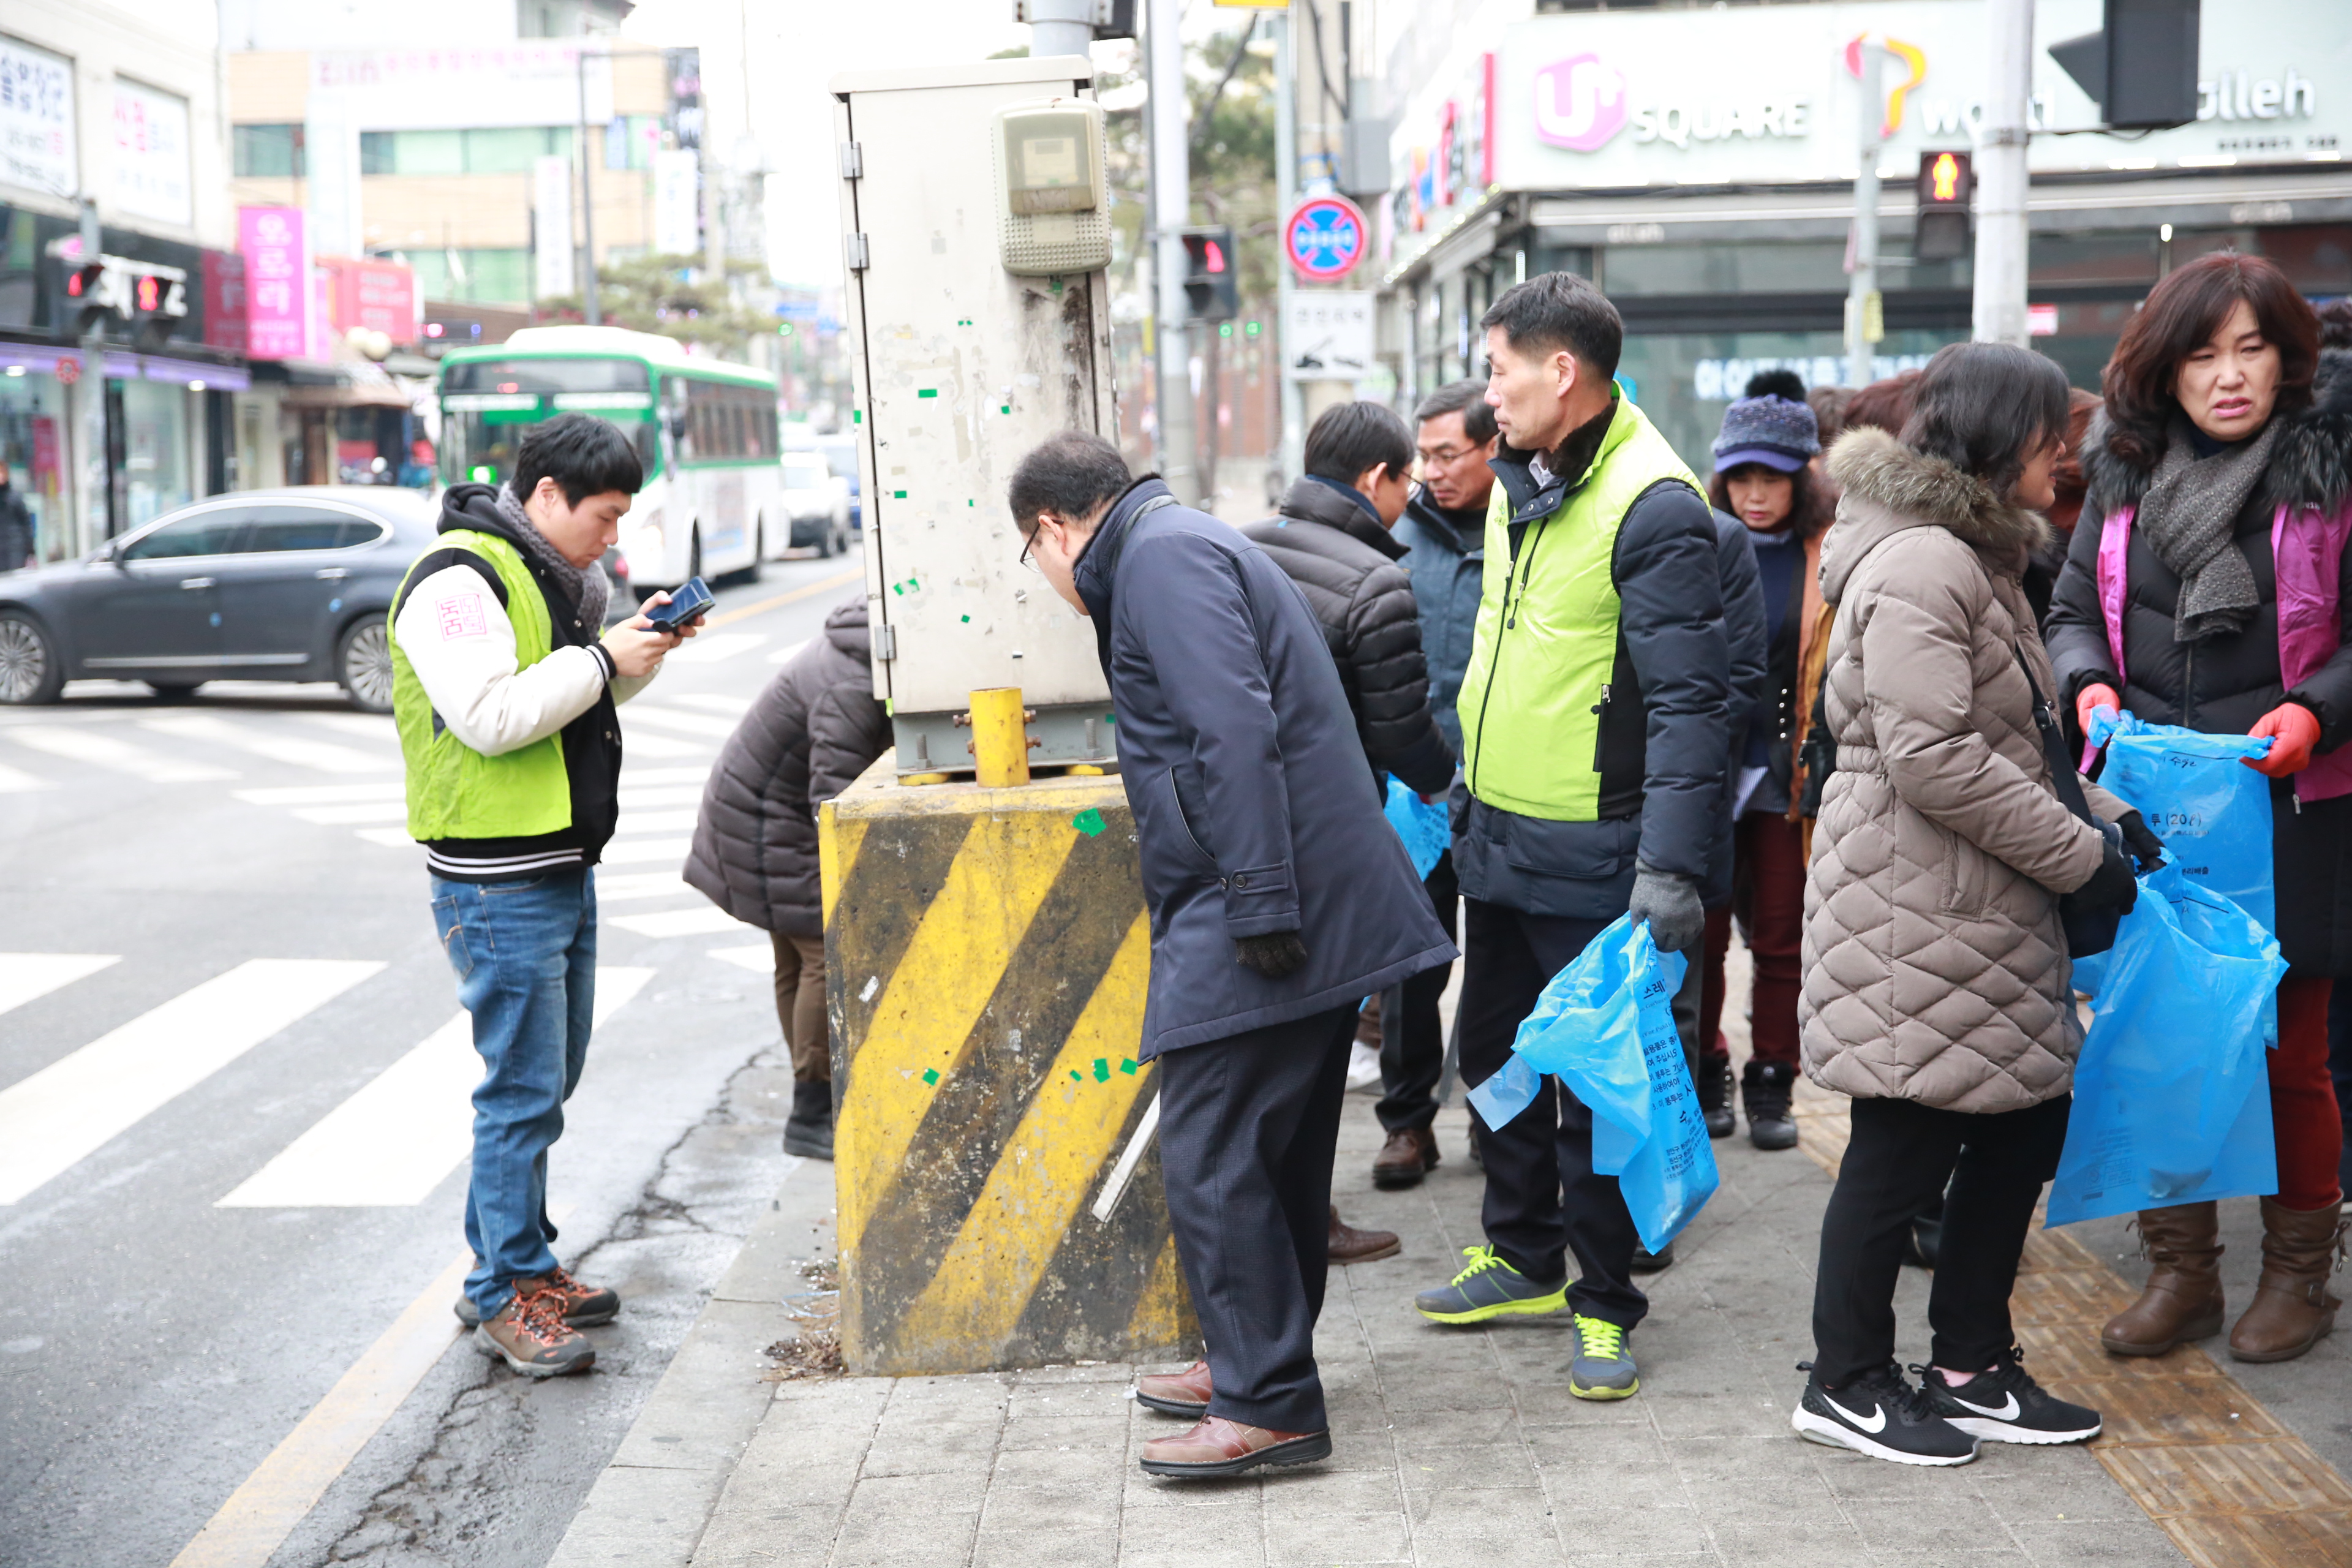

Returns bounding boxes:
[0,760,50,792]
[217,967,654,1209]
[233,781,406,806]
[606,906,752,938]
[671,693,754,715]
[598,836,692,865]
[140,715,394,775]
[612,808,698,835]
[353,827,415,849]
[3,724,238,783]
[291,802,409,825]
[594,870,693,901]
[0,959,384,1205]
[666,631,765,664]
[763,638,812,663]
[619,729,708,758]
[708,943,772,973]
[622,707,739,739]
[617,765,710,786]
[300,713,397,742]
[0,954,119,1019]
[615,785,707,809]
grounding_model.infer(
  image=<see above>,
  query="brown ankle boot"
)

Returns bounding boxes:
[2228,1197,2348,1363]
[2100,1202,2225,1356]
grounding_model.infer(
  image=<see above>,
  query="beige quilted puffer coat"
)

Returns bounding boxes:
[1800,429,2129,1112]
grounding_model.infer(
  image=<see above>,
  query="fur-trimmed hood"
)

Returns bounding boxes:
[1820,426,2053,602]
[2082,346,2352,521]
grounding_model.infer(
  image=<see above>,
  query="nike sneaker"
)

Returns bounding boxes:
[1920,1349,2102,1445]
[1791,1362,1979,1466]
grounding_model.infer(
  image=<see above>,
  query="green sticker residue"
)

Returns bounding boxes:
[1120,1058,1137,1075]
[1092,1058,1110,1082]
[1071,807,1106,837]
[1000,404,1011,415]
[960,614,971,624]
[922,1068,940,1086]
[892,577,921,595]
[1069,1069,1082,1082]
[892,489,908,499]
[918,388,937,399]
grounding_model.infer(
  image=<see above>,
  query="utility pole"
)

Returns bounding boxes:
[1845,39,1883,388]
[1147,0,1197,503]
[1273,9,1302,492]
[1023,0,1095,61]
[577,47,601,326]
[1973,0,2034,345]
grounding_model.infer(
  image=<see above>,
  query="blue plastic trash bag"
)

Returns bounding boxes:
[2046,864,2284,1228]
[2086,708,2275,935]
[1384,777,1449,881]
[1464,914,1720,1252]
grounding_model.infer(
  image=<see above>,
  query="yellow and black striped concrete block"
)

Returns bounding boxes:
[818,754,1197,1376]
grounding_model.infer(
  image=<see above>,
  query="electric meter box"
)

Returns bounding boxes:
[993,100,1112,276]
[831,56,1120,777]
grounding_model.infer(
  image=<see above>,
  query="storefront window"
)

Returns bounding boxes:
[113,378,192,530]
[1605,242,1849,298]
[0,368,68,562]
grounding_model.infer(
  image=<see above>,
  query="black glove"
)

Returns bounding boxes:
[1233,931,1307,980]
[2116,810,2167,874]
[2073,834,2139,915]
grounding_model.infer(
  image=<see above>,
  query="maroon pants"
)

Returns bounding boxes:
[1700,812,1807,1067]
[2275,974,2343,1212]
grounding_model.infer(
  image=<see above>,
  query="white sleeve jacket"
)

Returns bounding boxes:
[393,562,654,756]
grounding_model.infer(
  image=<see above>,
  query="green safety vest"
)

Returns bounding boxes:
[391,527,573,841]
[1455,398,1701,821]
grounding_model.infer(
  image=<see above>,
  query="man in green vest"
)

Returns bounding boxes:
[391,413,695,1377]
[1411,273,1732,1403]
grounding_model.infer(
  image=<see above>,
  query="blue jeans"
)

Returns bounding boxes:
[430,867,597,1320]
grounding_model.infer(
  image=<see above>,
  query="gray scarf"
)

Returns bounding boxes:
[495,486,609,633]
[2135,414,2280,643]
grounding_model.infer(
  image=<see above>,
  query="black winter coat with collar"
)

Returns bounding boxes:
[2045,349,2352,973]
[1242,478,1455,796]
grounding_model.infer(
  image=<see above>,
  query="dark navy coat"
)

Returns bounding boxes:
[1073,479,1457,1057]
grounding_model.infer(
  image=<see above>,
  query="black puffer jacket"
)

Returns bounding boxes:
[684,595,890,937]
[1242,477,1454,795]
[2045,349,2352,973]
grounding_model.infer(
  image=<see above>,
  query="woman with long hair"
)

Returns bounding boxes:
[2045,251,2352,1365]
[1795,342,2147,1464]
[1694,393,1835,1150]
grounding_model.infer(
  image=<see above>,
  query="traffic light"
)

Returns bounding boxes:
[64,257,108,332]
[1915,149,1972,263]
[1180,227,1238,323]
[2049,0,2200,130]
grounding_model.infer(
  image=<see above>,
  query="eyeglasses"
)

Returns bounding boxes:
[1019,520,1047,573]
[1418,445,1476,466]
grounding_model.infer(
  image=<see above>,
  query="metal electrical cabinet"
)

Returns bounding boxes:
[831,56,1120,775]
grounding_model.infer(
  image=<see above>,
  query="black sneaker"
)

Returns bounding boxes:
[1741,1060,1800,1151]
[1697,1052,1735,1139]
[1629,1240,1676,1272]
[1920,1349,2101,1445]
[1792,1363,1980,1466]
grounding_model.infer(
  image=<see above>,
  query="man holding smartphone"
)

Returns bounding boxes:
[390,413,698,1377]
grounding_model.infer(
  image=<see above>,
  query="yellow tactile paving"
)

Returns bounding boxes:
[1792,1076,2352,1567]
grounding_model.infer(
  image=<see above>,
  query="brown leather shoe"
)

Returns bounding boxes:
[2228,1196,2347,1363]
[1139,1415,1332,1477]
[473,1278,596,1378]
[1135,1358,1213,1417]
[1327,1205,1400,1265]
[2101,1202,2226,1357]
[1372,1125,1439,1189]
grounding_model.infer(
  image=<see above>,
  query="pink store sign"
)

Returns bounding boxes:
[239,206,315,361]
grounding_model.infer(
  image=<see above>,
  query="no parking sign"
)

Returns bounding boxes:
[1283,195,1368,282]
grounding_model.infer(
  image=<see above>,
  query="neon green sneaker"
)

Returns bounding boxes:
[1569,1313,1640,1400]
[1412,1245,1569,1324]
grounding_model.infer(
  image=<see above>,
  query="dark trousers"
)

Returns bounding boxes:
[1156,1003,1355,1433]
[1811,1093,2070,1387]
[1378,851,1457,1132]
[1698,812,1807,1067]
[1458,897,1646,1330]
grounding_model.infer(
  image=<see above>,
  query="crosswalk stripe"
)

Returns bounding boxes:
[598,836,692,865]
[612,808,698,834]
[617,765,710,786]
[354,827,414,849]
[0,953,120,1018]
[619,729,707,758]
[666,631,766,664]
[300,713,397,743]
[708,944,772,973]
[141,715,393,774]
[614,785,707,809]
[292,802,409,825]
[215,967,655,1208]
[764,638,812,663]
[3,724,238,782]
[233,781,406,806]
[0,959,385,1205]
[606,906,752,938]
[673,693,754,715]
[623,707,739,739]
[0,760,50,792]
[594,870,693,901]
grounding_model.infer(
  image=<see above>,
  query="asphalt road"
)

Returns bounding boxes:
[0,546,866,1568]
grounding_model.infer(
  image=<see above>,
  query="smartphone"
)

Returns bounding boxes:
[642,576,714,632]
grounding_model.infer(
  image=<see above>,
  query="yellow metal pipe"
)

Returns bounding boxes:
[968,687,1031,788]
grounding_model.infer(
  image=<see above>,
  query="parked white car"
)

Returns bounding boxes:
[777,453,853,558]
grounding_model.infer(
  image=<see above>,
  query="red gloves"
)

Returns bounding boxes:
[2247,703,2321,777]
[2075,682,2121,737]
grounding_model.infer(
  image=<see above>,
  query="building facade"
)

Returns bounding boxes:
[1378,0,2351,470]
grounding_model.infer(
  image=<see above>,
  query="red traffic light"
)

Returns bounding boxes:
[1920,150,1971,207]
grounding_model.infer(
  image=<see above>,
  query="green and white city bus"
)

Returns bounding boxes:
[438,325,782,591]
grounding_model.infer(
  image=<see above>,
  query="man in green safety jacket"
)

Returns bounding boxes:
[391,413,694,1378]
[1410,273,1733,1403]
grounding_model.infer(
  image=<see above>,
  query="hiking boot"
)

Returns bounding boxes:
[1742,1060,1800,1151]
[1630,1240,1675,1272]
[1569,1314,1640,1401]
[783,1079,834,1161]
[1139,1415,1332,1477]
[452,1264,619,1329]
[1920,1349,2101,1444]
[473,1278,596,1377]
[1328,1206,1400,1265]
[2228,1196,2346,1363]
[1697,1051,1735,1139]
[2101,1202,2225,1355]
[1414,1245,1568,1324]
[1372,1125,1439,1189]
[1135,1359,1213,1418]
[1792,1363,1978,1466]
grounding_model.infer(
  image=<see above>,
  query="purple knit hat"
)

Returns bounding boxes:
[1711,394,1820,473]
